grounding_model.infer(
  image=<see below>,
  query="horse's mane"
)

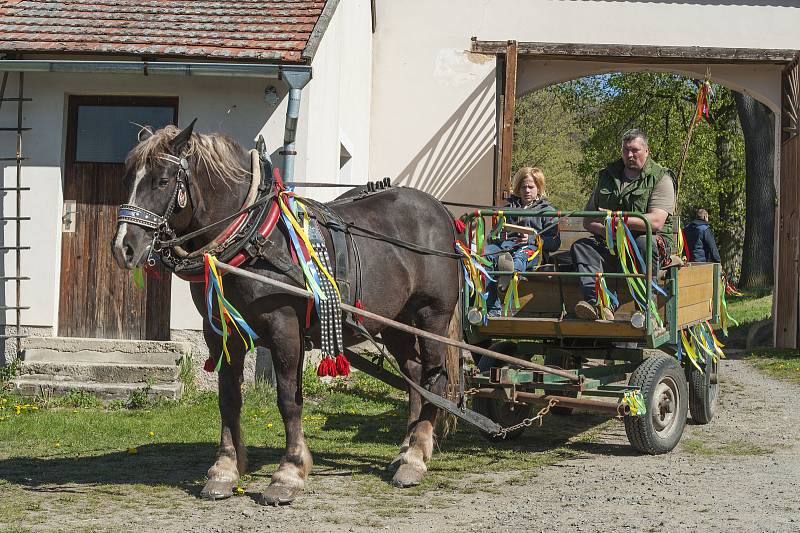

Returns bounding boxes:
[126,125,249,186]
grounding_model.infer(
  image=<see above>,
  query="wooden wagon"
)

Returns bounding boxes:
[460,210,723,454]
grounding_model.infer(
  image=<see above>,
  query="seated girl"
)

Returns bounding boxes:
[484,167,561,315]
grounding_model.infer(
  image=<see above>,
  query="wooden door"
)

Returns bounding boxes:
[777,57,800,348]
[58,96,177,340]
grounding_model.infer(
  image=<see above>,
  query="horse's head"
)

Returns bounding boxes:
[112,120,196,270]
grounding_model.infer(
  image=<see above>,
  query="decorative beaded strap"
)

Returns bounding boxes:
[117,204,164,230]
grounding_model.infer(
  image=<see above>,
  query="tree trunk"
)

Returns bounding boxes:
[734,91,776,288]
[715,104,745,278]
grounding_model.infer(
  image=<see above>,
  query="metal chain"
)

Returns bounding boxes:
[493,398,559,439]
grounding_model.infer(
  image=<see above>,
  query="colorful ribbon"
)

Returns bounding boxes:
[604,214,666,327]
[595,272,619,316]
[622,390,647,417]
[277,191,339,303]
[502,271,523,316]
[204,253,259,370]
[456,240,493,321]
[678,322,725,372]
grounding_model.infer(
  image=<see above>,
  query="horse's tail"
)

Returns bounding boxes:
[435,200,463,439]
[437,301,462,439]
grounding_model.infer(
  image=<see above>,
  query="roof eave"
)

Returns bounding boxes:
[301,0,341,62]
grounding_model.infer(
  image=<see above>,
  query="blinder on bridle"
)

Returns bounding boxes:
[116,153,193,265]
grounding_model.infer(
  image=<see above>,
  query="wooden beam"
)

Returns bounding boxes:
[496,40,517,205]
[471,39,797,65]
[776,57,800,347]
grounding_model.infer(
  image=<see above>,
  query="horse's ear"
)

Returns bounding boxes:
[170,118,197,153]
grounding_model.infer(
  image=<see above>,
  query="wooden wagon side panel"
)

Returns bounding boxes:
[675,263,717,327]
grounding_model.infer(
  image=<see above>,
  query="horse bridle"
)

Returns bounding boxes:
[116,154,194,265]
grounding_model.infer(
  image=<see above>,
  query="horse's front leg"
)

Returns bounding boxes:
[261,310,312,506]
[201,325,247,500]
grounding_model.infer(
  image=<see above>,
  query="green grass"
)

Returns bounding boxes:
[682,437,771,456]
[744,349,800,383]
[0,365,598,525]
[725,287,772,328]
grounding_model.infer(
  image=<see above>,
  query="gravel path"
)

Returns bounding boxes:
[217,358,800,532]
[460,357,800,533]
[7,358,799,532]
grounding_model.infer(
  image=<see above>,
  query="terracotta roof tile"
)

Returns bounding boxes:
[0,0,331,63]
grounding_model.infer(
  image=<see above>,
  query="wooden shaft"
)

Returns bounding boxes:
[214,261,580,382]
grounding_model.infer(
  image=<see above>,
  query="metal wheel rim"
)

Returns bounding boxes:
[652,376,680,437]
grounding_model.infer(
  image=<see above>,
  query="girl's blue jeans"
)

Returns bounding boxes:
[484,240,538,314]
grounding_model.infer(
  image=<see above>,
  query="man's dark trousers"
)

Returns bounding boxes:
[571,234,662,304]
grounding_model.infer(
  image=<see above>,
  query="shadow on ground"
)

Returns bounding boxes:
[0,406,630,496]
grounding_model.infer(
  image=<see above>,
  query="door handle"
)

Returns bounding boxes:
[62,200,76,232]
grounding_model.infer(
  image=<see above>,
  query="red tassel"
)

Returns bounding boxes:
[203,356,216,373]
[454,219,466,234]
[317,356,337,377]
[335,353,350,377]
[354,299,365,324]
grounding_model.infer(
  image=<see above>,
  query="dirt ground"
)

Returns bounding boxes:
[4,356,799,532]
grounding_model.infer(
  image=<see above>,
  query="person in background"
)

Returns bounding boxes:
[484,167,560,316]
[683,208,721,263]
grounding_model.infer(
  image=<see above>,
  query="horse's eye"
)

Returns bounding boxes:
[158,177,170,187]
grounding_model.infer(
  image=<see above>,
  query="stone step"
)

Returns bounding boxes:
[22,348,182,366]
[19,361,180,384]
[22,336,190,357]
[12,377,183,402]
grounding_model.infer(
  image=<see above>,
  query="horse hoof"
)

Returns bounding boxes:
[200,479,237,500]
[387,456,402,473]
[391,464,424,488]
[260,484,301,506]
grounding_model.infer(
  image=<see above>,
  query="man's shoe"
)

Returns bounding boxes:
[575,301,598,320]
[599,307,615,321]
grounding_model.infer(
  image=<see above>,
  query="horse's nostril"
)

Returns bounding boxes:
[124,244,134,263]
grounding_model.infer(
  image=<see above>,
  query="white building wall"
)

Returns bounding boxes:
[0,0,374,335]
[369,0,800,205]
[0,71,291,331]
[300,0,373,201]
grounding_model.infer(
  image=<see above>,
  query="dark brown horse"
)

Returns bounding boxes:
[111,122,460,505]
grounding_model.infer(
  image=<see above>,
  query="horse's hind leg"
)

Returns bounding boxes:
[260,310,312,506]
[201,326,247,500]
[382,331,422,472]
[386,307,451,488]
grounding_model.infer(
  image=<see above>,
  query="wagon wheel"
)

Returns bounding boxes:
[472,342,533,442]
[624,353,688,455]
[687,351,719,424]
[543,353,578,416]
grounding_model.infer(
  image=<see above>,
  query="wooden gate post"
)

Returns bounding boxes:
[776,53,800,348]
[495,40,518,206]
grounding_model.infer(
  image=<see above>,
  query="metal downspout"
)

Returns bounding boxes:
[279,70,312,183]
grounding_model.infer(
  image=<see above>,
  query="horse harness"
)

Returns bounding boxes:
[114,139,398,310]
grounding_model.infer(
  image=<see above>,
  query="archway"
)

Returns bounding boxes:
[475,39,796,346]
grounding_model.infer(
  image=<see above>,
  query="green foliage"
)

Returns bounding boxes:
[0,358,21,383]
[553,73,746,275]
[50,390,104,409]
[126,382,153,410]
[512,88,586,210]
